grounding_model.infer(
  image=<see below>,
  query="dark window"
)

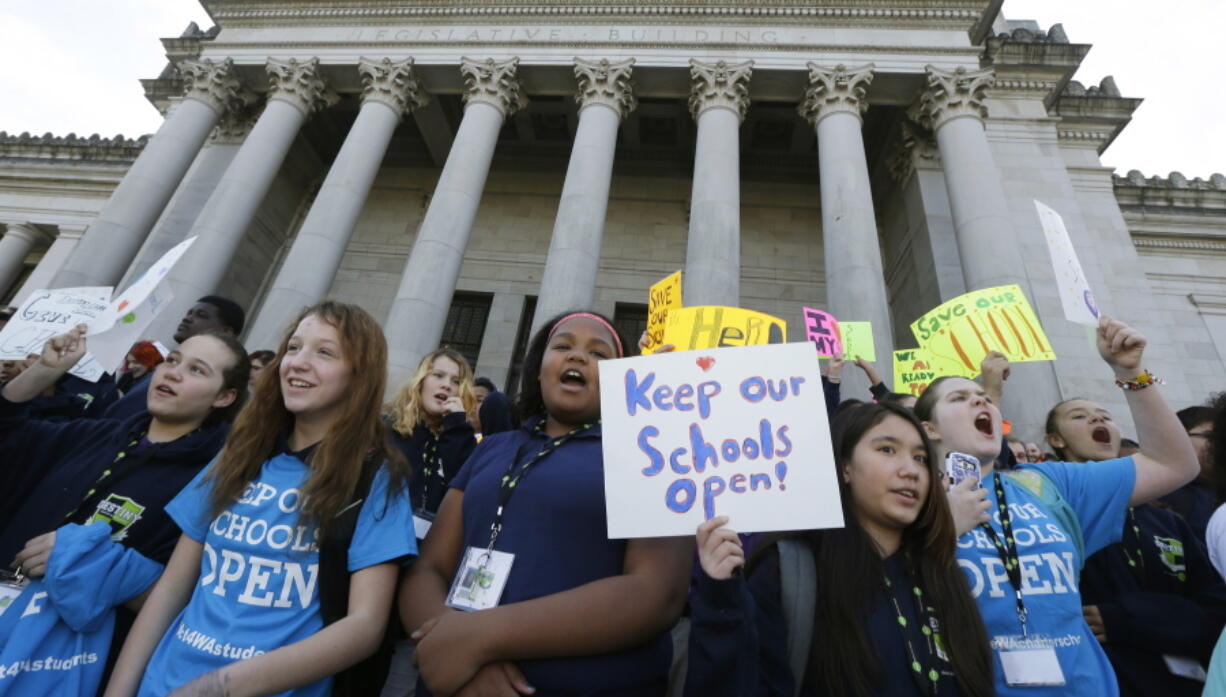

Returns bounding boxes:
[613,303,648,351]
[440,292,492,369]
[504,296,538,403]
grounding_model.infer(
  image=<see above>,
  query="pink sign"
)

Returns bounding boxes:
[802,307,842,357]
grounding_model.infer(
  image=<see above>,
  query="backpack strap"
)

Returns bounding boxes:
[318,454,380,626]
[777,539,816,697]
[1004,469,1086,569]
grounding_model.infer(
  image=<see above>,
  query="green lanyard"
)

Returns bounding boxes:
[884,564,948,696]
[419,432,442,511]
[60,431,146,524]
[1122,507,1146,581]
[483,420,597,555]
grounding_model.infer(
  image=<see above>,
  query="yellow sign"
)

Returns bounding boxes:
[909,285,1056,377]
[838,321,876,362]
[893,348,968,397]
[643,271,682,354]
[662,306,787,351]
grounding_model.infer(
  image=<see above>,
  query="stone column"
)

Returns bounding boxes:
[385,57,525,387]
[799,64,894,372]
[913,66,1058,426]
[53,59,252,288]
[530,58,636,335]
[119,114,256,289]
[685,59,752,307]
[153,58,336,342]
[0,224,48,297]
[246,58,428,350]
[11,226,85,305]
[913,66,1025,292]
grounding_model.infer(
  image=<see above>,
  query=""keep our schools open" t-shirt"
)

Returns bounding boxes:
[137,453,416,697]
[957,458,1135,697]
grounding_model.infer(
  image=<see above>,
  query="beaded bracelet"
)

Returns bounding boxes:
[1115,370,1164,391]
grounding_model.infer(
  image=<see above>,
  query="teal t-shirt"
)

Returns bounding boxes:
[137,453,416,697]
[956,458,1135,697]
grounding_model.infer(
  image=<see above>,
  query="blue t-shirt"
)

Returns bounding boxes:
[443,422,672,696]
[136,453,417,697]
[957,458,1135,697]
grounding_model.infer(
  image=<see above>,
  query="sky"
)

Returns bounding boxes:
[1,0,1222,179]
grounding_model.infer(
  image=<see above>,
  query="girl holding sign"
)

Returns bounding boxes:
[400,311,691,697]
[686,401,994,697]
[914,315,1198,696]
[105,301,416,697]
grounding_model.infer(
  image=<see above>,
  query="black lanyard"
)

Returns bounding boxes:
[482,420,597,555]
[978,472,1030,637]
[60,431,148,524]
[884,562,948,696]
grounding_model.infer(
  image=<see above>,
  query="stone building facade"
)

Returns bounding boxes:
[0,0,1223,439]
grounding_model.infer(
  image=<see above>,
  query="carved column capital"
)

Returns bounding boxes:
[359,57,429,118]
[209,108,259,144]
[265,57,339,117]
[688,59,753,122]
[912,65,995,131]
[798,63,874,125]
[887,121,941,184]
[573,58,637,120]
[460,57,526,117]
[179,58,256,116]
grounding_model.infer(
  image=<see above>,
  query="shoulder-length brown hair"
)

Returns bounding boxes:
[206,300,408,531]
[387,348,475,437]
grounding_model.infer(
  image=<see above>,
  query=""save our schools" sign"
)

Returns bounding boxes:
[599,342,845,538]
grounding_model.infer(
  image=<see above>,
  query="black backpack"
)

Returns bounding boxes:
[318,456,406,696]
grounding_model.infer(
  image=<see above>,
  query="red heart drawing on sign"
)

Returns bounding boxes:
[696,356,716,372]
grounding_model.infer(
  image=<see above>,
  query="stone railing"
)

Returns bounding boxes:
[1114,170,1226,191]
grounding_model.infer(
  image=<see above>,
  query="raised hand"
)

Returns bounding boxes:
[1095,315,1146,376]
[696,516,745,581]
[39,324,89,371]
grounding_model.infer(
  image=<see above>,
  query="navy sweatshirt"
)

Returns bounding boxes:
[1160,479,1216,545]
[0,391,227,566]
[686,545,961,697]
[1080,504,1226,697]
[97,372,152,422]
[387,411,477,516]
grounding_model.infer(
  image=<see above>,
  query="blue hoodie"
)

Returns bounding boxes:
[0,522,162,697]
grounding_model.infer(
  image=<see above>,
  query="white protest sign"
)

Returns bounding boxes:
[92,236,195,333]
[599,342,844,538]
[87,284,175,373]
[0,287,112,382]
[1035,200,1100,326]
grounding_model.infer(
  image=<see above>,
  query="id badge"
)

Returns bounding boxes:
[0,573,28,617]
[1163,655,1207,682]
[999,647,1066,686]
[413,514,434,540]
[445,546,514,612]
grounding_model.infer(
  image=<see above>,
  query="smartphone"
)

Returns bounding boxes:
[945,452,981,489]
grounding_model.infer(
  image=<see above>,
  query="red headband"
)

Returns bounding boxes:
[548,312,624,357]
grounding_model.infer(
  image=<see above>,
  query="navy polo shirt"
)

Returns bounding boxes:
[445,420,672,696]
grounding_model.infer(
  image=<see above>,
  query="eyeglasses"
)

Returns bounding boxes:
[1189,432,1212,439]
